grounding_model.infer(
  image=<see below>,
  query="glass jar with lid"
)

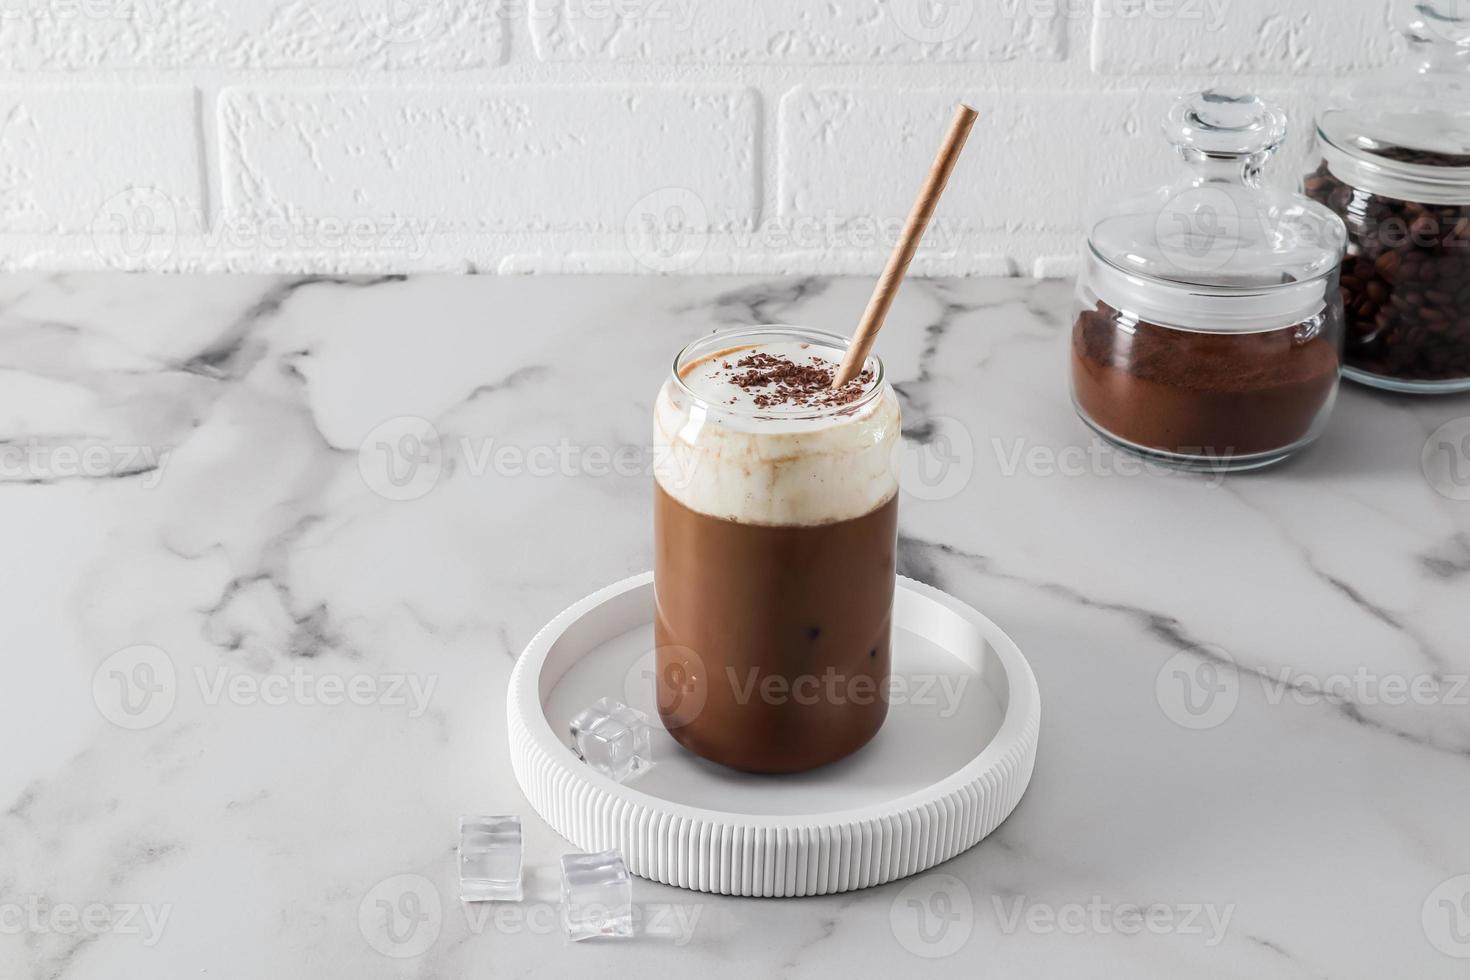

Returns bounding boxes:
[1303,0,1470,392]
[1071,91,1348,471]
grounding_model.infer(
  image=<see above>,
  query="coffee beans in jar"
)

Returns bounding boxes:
[1305,0,1470,393]
[1304,153,1470,387]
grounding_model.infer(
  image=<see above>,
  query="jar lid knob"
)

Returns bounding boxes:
[1164,91,1287,161]
[1408,1,1470,46]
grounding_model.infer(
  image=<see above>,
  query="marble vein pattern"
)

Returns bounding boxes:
[0,273,1467,978]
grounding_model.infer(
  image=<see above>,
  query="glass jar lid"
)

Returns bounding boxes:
[1317,1,1470,202]
[1086,91,1346,331]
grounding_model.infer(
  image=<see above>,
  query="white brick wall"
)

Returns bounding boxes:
[0,0,1402,274]
[0,85,202,233]
[528,3,1064,62]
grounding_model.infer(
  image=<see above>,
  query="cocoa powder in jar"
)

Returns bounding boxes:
[1071,301,1342,459]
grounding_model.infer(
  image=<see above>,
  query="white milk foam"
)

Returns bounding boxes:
[654,341,901,526]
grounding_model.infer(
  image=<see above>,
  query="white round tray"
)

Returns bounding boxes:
[506,573,1040,897]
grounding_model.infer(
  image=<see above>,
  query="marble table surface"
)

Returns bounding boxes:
[2,273,1468,979]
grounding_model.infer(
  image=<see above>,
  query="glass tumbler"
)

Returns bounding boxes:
[652,326,901,773]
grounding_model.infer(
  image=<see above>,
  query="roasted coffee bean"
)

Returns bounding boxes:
[1373,146,1470,166]
[1306,155,1470,384]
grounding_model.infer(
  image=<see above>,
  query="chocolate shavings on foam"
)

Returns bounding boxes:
[722,352,874,409]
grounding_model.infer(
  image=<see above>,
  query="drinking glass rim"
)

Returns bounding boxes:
[668,324,887,420]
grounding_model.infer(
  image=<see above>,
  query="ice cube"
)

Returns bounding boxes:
[459,815,523,902]
[569,697,652,783]
[560,849,633,941]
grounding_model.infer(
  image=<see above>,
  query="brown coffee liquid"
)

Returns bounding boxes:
[653,486,897,774]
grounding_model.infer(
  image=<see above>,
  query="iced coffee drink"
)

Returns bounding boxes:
[653,326,901,773]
